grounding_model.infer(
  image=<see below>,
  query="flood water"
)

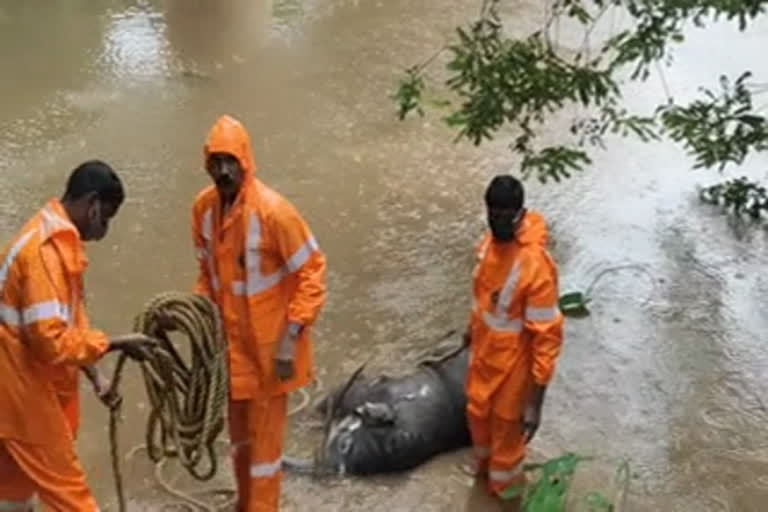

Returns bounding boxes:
[1,1,767,511]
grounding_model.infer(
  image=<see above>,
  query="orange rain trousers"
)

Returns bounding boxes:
[0,393,97,511]
[468,407,528,497]
[466,343,531,497]
[228,396,288,512]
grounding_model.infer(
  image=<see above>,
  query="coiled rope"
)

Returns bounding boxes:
[108,292,229,512]
[107,291,318,511]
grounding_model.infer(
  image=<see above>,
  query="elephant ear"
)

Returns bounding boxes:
[355,401,396,426]
[417,340,465,369]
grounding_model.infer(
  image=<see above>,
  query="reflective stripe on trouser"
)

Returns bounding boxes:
[0,439,97,512]
[228,395,288,512]
[467,413,527,497]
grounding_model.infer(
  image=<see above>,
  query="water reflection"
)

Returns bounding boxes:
[98,5,172,81]
[162,0,273,71]
[0,2,107,165]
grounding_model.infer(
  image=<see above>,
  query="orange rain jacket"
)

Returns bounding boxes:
[467,211,564,420]
[0,199,108,445]
[192,115,327,400]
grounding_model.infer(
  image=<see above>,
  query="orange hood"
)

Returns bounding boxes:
[516,210,549,247]
[203,115,258,181]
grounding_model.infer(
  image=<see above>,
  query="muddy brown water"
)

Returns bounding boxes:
[1,1,767,511]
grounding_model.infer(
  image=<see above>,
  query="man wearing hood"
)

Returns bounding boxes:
[189,115,327,511]
[463,175,564,502]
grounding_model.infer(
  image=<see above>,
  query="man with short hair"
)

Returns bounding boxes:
[189,115,327,511]
[0,160,153,511]
[464,174,565,503]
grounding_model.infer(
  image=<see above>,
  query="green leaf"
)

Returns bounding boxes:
[738,114,766,127]
[429,98,453,108]
[700,176,768,218]
[387,0,768,223]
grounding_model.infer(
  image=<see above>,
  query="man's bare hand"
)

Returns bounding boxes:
[95,384,123,410]
[522,402,541,443]
[523,384,547,444]
[84,366,122,410]
[109,334,156,361]
[274,324,301,381]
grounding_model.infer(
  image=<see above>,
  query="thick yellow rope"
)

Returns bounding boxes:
[108,292,229,512]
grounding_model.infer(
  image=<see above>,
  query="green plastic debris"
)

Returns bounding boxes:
[500,453,591,511]
[558,263,654,319]
[500,453,633,512]
[558,291,591,318]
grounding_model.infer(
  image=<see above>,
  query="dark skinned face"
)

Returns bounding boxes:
[82,196,119,241]
[487,206,526,242]
[206,153,244,204]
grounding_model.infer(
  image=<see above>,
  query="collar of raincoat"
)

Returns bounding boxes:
[42,197,88,274]
[514,210,549,248]
[203,114,258,191]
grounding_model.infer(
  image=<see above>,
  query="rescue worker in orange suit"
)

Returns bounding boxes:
[463,175,564,503]
[187,115,327,511]
[0,160,154,511]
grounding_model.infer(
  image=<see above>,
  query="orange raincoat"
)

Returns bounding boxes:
[192,115,327,511]
[0,198,106,511]
[466,210,564,496]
